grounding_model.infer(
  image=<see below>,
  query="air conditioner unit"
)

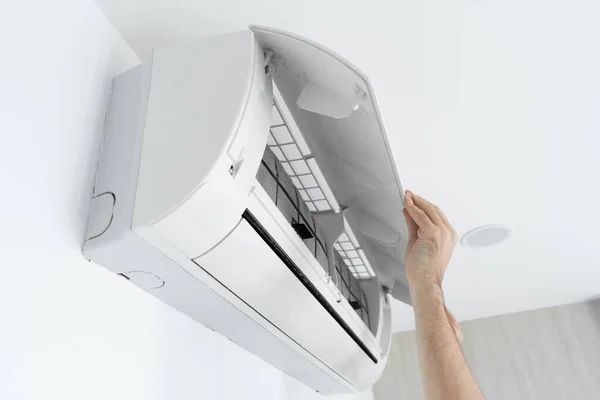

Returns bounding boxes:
[83,26,411,395]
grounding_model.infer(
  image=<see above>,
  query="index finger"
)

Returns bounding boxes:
[412,193,454,230]
[408,191,444,227]
[404,191,435,232]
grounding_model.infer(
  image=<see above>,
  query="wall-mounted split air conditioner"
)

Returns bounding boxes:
[83,26,410,395]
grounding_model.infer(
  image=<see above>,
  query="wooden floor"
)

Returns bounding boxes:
[374,299,600,400]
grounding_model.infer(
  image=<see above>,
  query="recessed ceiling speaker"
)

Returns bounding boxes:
[461,225,511,248]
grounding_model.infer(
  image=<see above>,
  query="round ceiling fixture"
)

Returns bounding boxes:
[460,225,511,248]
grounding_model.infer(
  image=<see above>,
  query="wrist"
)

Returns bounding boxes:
[409,277,444,303]
[409,273,442,292]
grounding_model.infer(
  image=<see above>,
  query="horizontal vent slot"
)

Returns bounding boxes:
[242,209,378,364]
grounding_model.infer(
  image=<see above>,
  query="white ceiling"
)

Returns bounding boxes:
[94,0,600,330]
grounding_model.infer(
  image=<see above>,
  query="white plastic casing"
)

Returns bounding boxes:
[84,28,403,394]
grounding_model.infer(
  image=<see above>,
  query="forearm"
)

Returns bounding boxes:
[411,280,484,400]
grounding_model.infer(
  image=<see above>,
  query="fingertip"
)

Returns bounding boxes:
[404,190,413,205]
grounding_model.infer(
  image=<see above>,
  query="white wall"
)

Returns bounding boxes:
[374,300,600,400]
[0,1,372,399]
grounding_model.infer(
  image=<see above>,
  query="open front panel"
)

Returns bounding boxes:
[251,26,411,304]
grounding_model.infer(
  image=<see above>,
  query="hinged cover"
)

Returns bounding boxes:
[251,26,410,301]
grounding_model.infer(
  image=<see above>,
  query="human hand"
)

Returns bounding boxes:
[402,191,458,288]
[403,191,462,341]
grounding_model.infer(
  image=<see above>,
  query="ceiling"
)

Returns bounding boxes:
[94,0,600,331]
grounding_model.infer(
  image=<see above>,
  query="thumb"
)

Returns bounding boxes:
[403,207,418,244]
